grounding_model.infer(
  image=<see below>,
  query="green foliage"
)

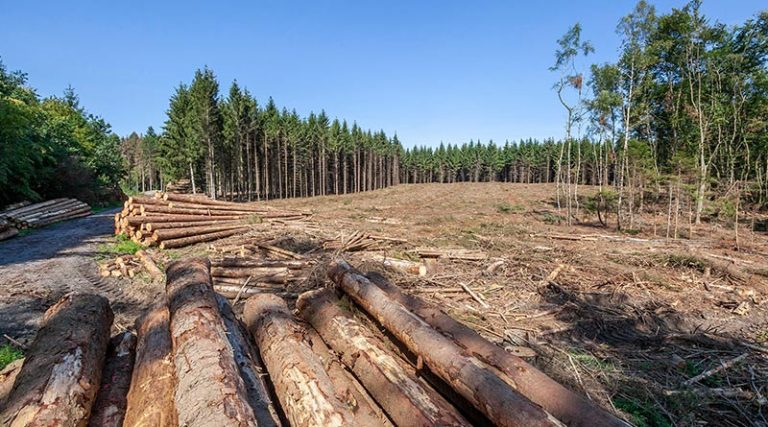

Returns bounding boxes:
[614,396,673,427]
[0,59,123,206]
[496,202,524,214]
[99,234,142,255]
[0,344,23,370]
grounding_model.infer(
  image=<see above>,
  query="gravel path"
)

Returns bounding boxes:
[0,209,157,345]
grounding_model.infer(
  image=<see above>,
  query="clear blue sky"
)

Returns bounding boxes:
[1,1,764,148]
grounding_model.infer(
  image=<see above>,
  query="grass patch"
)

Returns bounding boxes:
[496,202,525,214]
[614,396,673,427]
[99,234,142,256]
[540,211,565,224]
[570,351,616,371]
[0,344,24,370]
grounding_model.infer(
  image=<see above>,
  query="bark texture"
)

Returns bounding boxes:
[159,227,250,249]
[242,294,362,427]
[166,258,258,427]
[215,294,283,427]
[365,271,629,427]
[297,288,469,427]
[88,332,137,427]
[1,293,113,427]
[328,259,564,427]
[123,302,177,427]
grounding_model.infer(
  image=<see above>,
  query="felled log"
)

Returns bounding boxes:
[152,223,248,241]
[211,258,306,269]
[135,250,164,282]
[413,248,488,261]
[211,266,289,282]
[126,214,246,226]
[159,227,250,249]
[123,302,177,427]
[215,294,282,426]
[304,327,393,427]
[328,259,563,427]
[1,293,113,427]
[242,294,361,427]
[213,285,294,299]
[368,254,427,276]
[0,198,68,218]
[0,227,19,241]
[0,359,24,408]
[140,205,258,217]
[297,288,469,426]
[166,258,258,426]
[364,271,629,427]
[88,331,137,427]
[30,209,91,228]
[146,219,241,231]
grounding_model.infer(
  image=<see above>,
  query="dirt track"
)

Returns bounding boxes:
[0,209,155,345]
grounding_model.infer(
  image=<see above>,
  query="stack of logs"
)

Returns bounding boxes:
[0,219,18,242]
[114,192,310,248]
[99,250,164,281]
[210,257,310,299]
[0,258,628,426]
[0,198,91,232]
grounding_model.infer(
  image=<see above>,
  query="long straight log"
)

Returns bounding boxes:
[126,214,245,226]
[168,201,270,213]
[0,198,69,218]
[152,223,248,241]
[1,293,113,427]
[141,205,259,217]
[16,200,84,220]
[211,258,306,269]
[364,271,629,427]
[242,294,361,427]
[146,219,242,231]
[328,259,563,427]
[162,192,241,206]
[303,328,393,427]
[210,266,289,281]
[166,258,258,426]
[128,196,167,206]
[213,285,295,299]
[88,331,137,427]
[215,294,282,426]
[159,227,250,249]
[123,302,177,427]
[27,207,92,227]
[297,288,470,426]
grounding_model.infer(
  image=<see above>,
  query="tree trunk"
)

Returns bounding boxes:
[327,259,563,427]
[153,223,249,241]
[242,294,360,427]
[124,302,178,427]
[166,258,258,427]
[297,289,470,427]
[1,293,113,427]
[364,271,629,427]
[214,294,282,426]
[159,227,250,249]
[88,332,137,427]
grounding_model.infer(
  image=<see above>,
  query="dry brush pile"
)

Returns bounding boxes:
[0,258,628,426]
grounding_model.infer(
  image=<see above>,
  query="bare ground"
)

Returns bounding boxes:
[0,209,157,344]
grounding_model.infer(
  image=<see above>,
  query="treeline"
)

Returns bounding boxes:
[123,68,403,200]
[0,60,123,206]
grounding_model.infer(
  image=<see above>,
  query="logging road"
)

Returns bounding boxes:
[0,208,153,345]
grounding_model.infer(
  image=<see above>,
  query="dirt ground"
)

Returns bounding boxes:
[2,183,767,426]
[0,208,158,343]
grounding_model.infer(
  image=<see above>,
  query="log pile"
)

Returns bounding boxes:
[113,192,311,248]
[164,178,193,193]
[0,220,18,242]
[0,198,91,231]
[0,258,629,426]
[209,256,310,298]
[98,250,164,281]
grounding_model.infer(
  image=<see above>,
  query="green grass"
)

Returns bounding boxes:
[0,344,24,370]
[496,202,525,214]
[98,234,142,256]
[614,397,673,427]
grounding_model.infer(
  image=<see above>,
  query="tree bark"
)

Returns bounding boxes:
[1,293,113,427]
[364,271,629,427]
[328,259,564,427]
[166,258,258,427]
[214,294,282,426]
[152,223,249,241]
[159,227,250,249]
[242,294,361,427]
[123,302,177,427]
[297,288,469,426]
[126,214,245,226]
[88,332,137,427]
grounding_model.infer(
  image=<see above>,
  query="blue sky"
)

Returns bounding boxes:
[1,1,765,148]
